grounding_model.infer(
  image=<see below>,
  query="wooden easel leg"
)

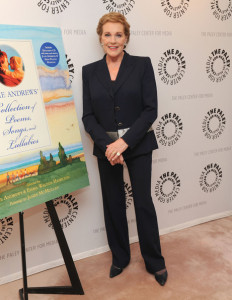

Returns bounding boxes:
[18,201,84,298]
[19,212,28,300]
[46,200,84,293]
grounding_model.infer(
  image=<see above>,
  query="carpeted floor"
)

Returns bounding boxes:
[1,216,232,300]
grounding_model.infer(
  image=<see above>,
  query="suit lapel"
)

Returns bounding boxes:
[95,56,113,98]
[94,51,135,98]
[113,51,135,95]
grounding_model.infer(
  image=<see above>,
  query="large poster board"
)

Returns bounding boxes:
[0,25,89,219]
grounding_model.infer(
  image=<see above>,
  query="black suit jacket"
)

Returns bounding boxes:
[82,51,158,159]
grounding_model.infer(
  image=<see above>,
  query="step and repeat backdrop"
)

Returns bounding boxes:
[0,0,231,285]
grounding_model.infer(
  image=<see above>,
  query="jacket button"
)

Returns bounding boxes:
[118,122,123,127]
[114,106,120,111]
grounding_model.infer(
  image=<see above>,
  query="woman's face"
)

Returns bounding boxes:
[101,22,127,59]
[1,56,9,69]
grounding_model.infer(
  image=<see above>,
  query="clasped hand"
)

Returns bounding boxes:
[105,138,128,166]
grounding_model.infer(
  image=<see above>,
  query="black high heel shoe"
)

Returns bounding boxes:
[154,269,168,286]
[109,264,123,278]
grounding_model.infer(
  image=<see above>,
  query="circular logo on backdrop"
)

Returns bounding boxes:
[43,194,78,229]
[199,163,222,193]
[40,43,60,68]
[66,54,75,84]
[155,172,181,203]
[211,0,232,21]
[202,108,226,140]
[206,49,230,83]
[124,182,133,209]
[158,49,186,85]
[37,0,72,14]
[102,0,136,15]
[0,217,14,246]
[161,0,190,18]
[156,113,183,146]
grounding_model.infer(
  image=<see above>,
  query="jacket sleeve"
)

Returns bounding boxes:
[122,57,158,149]
[82,66,113,152]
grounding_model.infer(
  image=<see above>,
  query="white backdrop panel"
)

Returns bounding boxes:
[0,0,231,285]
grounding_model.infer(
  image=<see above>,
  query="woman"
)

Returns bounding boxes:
[82,12,168,286]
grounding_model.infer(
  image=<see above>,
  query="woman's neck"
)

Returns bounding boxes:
[106,51,124,66]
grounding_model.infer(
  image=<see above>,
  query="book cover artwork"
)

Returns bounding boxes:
[0,25,89,219]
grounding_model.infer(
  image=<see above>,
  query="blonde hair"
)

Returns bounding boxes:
[97,12,130,45]
[10,56,23,70]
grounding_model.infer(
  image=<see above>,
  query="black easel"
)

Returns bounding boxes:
[19,200,84,299]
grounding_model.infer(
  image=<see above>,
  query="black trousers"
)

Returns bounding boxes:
[97,152,166,273]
